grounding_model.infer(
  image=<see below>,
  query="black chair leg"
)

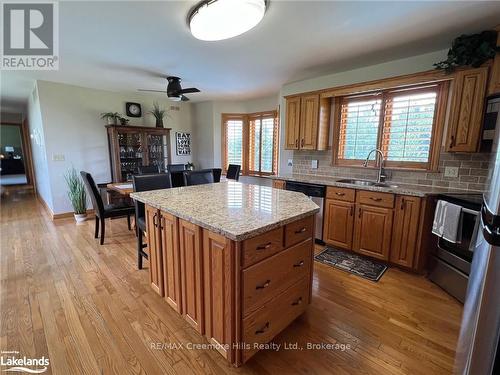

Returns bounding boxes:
[100,218,105,245]
[127,214,131,231]
[137,230,143,270]
[94,216,99,239]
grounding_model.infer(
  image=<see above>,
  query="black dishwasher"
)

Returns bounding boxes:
[285,181,325,243]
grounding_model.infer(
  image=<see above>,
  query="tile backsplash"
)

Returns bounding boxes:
[292,149,492,192]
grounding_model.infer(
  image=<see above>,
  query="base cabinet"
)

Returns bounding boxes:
[272,179,286,190]
[179,219,204,333]
[160,212,182,313]
[353,204,393,261]
[323,199,354,250]
[390,196,421,268]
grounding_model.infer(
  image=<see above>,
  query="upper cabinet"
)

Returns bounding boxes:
[488,26,500,96]
[284,94,330,150]
[446,66,488,152]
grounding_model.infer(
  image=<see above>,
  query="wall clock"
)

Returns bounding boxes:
[126,102,142,117]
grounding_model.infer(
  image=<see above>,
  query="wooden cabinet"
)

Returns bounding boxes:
[146,205,164,296]
[203,230,236,360]
[446,67,488,152]
[285,96,301,149]
[488,26,500,96]
[284,95,330,151]
[272,179,286,190]
[390,196,421,268]
[323,199,354,250]
[106,125,171,182]
[353,204,393,261]
[160,212,182,313]
[179,219,204,333]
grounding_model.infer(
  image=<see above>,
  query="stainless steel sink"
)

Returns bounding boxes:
[336,179,398,188]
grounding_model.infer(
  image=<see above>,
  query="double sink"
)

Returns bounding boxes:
[336,179,399,189]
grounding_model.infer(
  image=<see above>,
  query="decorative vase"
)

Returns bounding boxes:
[74,213,87,224]
[107,117,117,125]
[156,118,163,128]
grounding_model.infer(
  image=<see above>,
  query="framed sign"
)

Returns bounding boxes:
[176,132,191,155]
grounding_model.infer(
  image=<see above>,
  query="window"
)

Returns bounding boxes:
[335,82,448,170]
[222,111,279,175]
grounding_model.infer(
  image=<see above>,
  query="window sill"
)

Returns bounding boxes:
[331,163,436,173]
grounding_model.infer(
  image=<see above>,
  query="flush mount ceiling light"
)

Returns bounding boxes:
[189,0,267,41]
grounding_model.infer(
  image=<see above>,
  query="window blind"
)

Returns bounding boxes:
[225,119,244,168]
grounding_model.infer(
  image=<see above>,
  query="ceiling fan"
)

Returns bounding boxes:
[138,76,200,101]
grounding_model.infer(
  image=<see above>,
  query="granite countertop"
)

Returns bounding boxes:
[270,174,483,197]
[131,181,319,241]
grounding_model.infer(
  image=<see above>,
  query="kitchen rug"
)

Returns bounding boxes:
[315,247,387,281]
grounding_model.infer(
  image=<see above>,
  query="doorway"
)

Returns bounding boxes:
[0,121,34,188]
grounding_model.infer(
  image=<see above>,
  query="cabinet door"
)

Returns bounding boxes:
[285,97,301,149]
[353,204,393,261]
[446,67,488,152]
[160,211,182,313]
[299,94,320,150]
[488,27,500,96]
[203,230,236,361]
[146,205,164,296]
[390,196,421,268]
[272,179,286,190]
[179,219,204,333]
[323,199,354,250]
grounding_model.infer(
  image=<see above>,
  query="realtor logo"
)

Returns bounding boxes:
[1,1,59,70]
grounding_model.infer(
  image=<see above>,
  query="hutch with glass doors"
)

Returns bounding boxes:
[106,125,172,182]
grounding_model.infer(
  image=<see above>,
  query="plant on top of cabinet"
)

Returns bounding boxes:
[148,102,168,128]
[100,112,121,125]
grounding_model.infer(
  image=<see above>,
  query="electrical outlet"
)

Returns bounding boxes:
[444,166,459,178]
[52,154,65,161]
[287,159,293,167]
[311,160,318,169]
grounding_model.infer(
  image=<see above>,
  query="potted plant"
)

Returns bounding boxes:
[148,102,167,128]
[64,167,87,223]
[100,112,121,125]
[119,116,129,126]
[186,162,194,171]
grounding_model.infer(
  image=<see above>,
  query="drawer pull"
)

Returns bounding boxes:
[256,242,272,250]
[335,192,345,196]
[295,227,307,234]
[369,197,382,202]
[255,322,270,335]
[256,280,271,290]
[291,297,303,306]
[293,260,305,268]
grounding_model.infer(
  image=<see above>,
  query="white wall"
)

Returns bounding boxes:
[35,80,194,214]
[278,49,449,175]
[27,83,53,209]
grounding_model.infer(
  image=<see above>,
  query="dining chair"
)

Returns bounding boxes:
[183,169,214,186]
[226,164,241,181]
[212,168,222,183]
[132,173,172,269]
[80,171,135,245]
[167,163,186,172]
[138,164,160,174]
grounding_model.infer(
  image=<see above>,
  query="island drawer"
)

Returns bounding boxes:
[242,227,284,268]
[242,277,309,363]
[356,190,394,208]
[326,186,355,202]
[242,239,312,316]
[284,215,314,248]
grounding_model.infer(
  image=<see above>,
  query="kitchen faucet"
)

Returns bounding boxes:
[363,149,386,183]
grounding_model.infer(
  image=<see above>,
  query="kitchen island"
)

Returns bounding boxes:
[131,181,319,366]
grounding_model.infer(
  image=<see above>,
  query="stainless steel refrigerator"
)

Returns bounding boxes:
[455,97,500,374]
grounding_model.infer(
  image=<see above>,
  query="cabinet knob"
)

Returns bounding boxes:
[301,139,305,147]
[350,205,354,216]
[153,213,158,227]
[335,192,345,196]
[295,227,306,234]
[256,242,272,250]
[400,198,405,210]
[450,136,455,148]
[369,197,382,202]
[295,139,298,147]
[293,260,305,268]
[291,297,303,306]
[256,280,271,290]
[358,207,362,218]
[255,322,270,335]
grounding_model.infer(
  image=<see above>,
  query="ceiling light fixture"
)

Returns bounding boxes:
[189,0,267,41]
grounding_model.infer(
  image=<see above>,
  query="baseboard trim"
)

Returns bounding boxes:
[52,209,95,220]
[37,195,54,218]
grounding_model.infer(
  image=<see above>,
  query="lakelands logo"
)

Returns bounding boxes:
[0,351,49,373]
[1,1,59,70]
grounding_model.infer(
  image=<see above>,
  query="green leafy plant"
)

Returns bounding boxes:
[64,167,87,214]
[100,112,121,124]
[148,102,168,127]
[119,117,129,125]
[434,30,499,73]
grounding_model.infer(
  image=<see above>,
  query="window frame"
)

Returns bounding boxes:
[332,81,449,171]
[221,110,279,176]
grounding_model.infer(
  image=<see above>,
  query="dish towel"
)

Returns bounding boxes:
[432,200,463,243]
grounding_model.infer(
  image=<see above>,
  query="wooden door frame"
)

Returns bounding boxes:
[0,120,35,189]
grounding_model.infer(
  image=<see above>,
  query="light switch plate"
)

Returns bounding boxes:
[287,159,293,167]
[52,154,65,161]
[444,166,459,178]
[311,160,318,169]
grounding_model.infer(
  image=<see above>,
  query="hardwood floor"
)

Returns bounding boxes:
[0,190,463,374]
